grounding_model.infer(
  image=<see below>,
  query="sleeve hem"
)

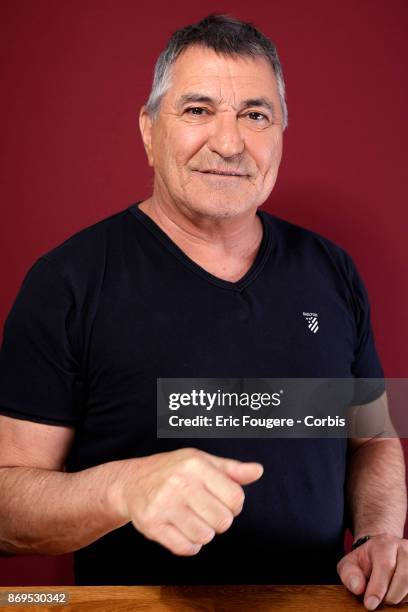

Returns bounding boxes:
[0,407,78,427]
[350,380,386,407]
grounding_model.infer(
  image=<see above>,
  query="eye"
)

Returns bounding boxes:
[184,107,209,116]
[246,111,268,122]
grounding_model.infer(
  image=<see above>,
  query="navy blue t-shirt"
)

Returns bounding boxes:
[0,203,385,584]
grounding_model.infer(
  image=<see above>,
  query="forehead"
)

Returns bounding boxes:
[165,45,279,103]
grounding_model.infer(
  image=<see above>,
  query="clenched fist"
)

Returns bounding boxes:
[110,447,263,556]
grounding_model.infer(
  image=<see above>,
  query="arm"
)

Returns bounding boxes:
[337,393,408,609]
[0,415,262,557]
[0,415,131,555]
[346,438,406,541]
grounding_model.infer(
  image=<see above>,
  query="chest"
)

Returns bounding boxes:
[87,265,355,387]
[69,257,356,468]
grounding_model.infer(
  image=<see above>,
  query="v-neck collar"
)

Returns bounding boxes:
[128,201,273,293]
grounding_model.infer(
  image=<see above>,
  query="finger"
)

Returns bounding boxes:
[202,452,264,485]
[384,544,408,605]
[188,484,235,533]
[168,505,216,545]
[337,557,367,596]
[179,455,247,515]
[149,522,202,556]
[364,547,398,610]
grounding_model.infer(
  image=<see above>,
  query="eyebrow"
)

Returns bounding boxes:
[241,98,275,118]
[176,93,276,118]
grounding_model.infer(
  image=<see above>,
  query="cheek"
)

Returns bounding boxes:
[257,132,283,178]
[176,127,208,167]
[151,123,169,169]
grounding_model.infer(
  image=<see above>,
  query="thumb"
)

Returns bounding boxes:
[226,460,264,485]
[337,556,367,596]
[205,453,264,485]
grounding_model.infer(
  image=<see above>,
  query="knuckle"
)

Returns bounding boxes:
[167,472,189,492]
[178,447,200,460]
[141,519,161,540]
[214,511,234,533]
[378,557,395,571]
[200,528,215,545]
[174,542,201,556]
[183,455,203,473]
[230,488,245,513]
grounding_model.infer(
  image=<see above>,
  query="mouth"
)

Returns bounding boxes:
[194,169,248,177]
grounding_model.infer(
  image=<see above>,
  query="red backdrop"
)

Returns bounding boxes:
[0,0,407,585]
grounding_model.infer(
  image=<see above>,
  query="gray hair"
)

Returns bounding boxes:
[145,13,288,130]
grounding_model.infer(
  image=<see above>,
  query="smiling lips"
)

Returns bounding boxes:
[195,169,248,177]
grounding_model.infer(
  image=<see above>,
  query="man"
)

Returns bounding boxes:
[0,13,406,609]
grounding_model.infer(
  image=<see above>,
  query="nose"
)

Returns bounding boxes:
[206,111,245,159]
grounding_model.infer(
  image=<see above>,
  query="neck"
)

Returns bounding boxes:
[139,195,262,258]
[138,195,264,283]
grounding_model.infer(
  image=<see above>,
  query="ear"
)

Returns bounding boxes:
[139,106,154,167]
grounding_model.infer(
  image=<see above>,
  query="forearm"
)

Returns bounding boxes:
[0,459,132,555]
[346,438,407,540]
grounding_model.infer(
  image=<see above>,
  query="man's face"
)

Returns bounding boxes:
[140,45,284,220]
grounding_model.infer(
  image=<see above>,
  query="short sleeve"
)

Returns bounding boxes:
[0,258,84,426]
[347,255,385,405]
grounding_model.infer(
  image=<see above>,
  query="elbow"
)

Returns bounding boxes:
[0,533,76,556]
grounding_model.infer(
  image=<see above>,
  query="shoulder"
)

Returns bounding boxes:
[39,206,132,280]
[260,209,356,275]
[16,205,137,319]
[261,210,349,257]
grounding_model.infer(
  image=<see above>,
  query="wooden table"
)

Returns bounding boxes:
[0,585,406,611]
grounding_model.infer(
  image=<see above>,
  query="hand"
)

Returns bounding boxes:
[337,533,408,609]
[112,447,263,556]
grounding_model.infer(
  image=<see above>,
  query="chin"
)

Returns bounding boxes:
[182,193,256,219]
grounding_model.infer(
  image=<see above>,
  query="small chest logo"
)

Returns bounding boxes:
[303,312,319,334]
